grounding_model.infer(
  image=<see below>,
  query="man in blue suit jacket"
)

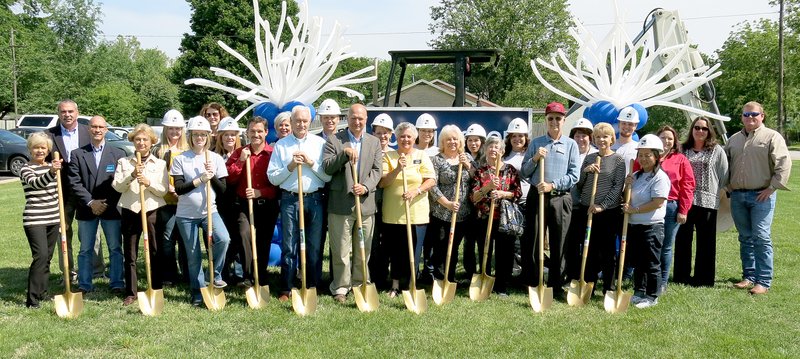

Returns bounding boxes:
[68,116,127,293]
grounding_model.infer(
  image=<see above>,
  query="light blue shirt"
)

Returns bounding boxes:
[521,133,580,192]
[92,142,105,169]
[268,132,331,193]
[61,124,79,162]
[347,129,362,168]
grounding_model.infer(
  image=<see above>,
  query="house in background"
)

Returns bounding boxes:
[372,79,500,108]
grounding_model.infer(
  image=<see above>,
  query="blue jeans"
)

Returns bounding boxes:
[176,213,231,292]
[660,200,680,290]
[280,191,323,292]
[730,190,776,288]
[77,218,123,291]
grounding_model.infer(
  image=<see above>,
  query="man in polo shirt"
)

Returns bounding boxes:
[268,105,332,301]
[726,101,791,295]
[520,102,580,298]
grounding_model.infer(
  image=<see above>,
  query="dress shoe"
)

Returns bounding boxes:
[734,279,754,289]
[750,284,769,295]
[333,294,346,303]
[122,296,136,306]
[278,292,291,302]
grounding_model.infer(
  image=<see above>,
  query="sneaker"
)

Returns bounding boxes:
[630,295,645,305]
[635,298,658,309]
[191,298,203,307]
[497,292,509,298]
[213,280,228,289]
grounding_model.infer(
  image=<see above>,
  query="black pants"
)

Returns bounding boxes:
[121,208,162,297]
[629,223,664,300]
[673,205,718,287]
[387,223,426,288]
[220,198,243,284]
[522,191,572,289]
[461,212,480,277]
[475,217,515,293]
[368,210,390,289]
[156,205,188,284]
[238,198,280,284]
[428,217,467,282]
[566,206,621,292]
[24,224,58,307]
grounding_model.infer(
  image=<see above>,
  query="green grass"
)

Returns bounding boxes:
[2,164,800,358]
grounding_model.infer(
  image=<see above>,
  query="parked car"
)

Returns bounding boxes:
[0,129,30,176]
[16,114,91,129]
[9,127,135,157]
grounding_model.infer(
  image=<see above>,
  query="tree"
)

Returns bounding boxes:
[172,0,299,117]
[428,0,575,106]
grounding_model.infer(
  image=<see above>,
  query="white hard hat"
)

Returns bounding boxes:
[506,118,528,134]
[162,109,185,127]
[617,106,640,124]
[637,134,663,153]
[186,116,211,132]
[317,99,341,116]
[415,113,437,129]
[217,117,243,132]
[465,124,487,139]
[371,113,394,131]
[570,118,593,136]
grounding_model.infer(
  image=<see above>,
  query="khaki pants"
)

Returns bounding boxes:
[328,212,374,295]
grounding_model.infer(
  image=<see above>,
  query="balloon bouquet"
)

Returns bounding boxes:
[530,0,730,134]
[184,0,377,257]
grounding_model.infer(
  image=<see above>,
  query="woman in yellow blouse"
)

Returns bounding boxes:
[112,124,169,306]
[378,122,437,298]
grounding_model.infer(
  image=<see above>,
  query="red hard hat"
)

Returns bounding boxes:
[545,102,566,115]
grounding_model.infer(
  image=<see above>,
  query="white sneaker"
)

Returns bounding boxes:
[630,295,645,305]
[635,298,658,309]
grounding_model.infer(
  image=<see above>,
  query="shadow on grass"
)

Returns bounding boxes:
[0,266,29,304]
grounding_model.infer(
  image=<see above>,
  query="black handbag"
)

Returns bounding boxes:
[498,199,525,237]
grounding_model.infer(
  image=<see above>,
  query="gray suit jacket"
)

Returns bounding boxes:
[322,130,383,216]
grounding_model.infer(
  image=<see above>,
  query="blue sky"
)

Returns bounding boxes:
[97,0,779,60]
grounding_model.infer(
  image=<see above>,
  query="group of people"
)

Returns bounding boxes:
[20,99,790,311]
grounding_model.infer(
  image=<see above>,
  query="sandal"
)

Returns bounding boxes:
[388,288,401,298]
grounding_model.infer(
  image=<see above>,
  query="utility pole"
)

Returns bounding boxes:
[777,0,785,137]
[10,28,19,115]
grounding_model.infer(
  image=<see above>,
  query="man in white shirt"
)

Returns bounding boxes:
[268,105,332,301]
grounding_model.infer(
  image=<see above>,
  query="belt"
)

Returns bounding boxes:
[253,198,272,205]
[733,187,767,192]
[547,190,568,196]
[282,189,318,196]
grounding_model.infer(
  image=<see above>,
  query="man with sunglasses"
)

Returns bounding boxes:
[520,102,580,298]
[726,102,791,295]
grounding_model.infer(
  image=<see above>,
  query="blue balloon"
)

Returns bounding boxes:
[272,217,282,244]
[268,243,281,267]
[629,103,649,130]
[254,102,279,122]
[586,101,620,125]
[632,132,640,142]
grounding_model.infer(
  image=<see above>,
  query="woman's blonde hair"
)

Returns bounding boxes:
[437,125,464,154]
[27,132,53,152]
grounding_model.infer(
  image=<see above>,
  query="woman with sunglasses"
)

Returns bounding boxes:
[673,117,728,287]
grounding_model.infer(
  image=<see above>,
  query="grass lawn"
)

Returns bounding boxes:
[1,163,799,358]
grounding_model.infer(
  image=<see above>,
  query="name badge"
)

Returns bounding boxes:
[413,159,422,164]
[555,146,565,154]
[105,164,115,173]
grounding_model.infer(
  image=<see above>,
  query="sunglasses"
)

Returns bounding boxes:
[742,112,762,118]
[693,126,709,132]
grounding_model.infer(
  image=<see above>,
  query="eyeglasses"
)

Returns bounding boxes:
[742,112,762,118]
[693,126,709,132]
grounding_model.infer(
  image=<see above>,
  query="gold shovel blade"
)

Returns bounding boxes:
[291,287,318,316]
[402,289,427,314]
[54,292,83,319]
[200,285,226,311]
[353,284,379,312]
[603,290,631,313]
[137,288,165,316]
[245,285,270,309]
[432,279,457,305]
[529,285,553,312]
[566,280,594,307]
[468,273,494,301]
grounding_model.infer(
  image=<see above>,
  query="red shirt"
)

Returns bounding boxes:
[226,144,279,200]
[633,152,695,215]
[470,163,522,220]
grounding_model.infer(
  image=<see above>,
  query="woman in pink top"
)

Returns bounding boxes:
[655,126,695,295]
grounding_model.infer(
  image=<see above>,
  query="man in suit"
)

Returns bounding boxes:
[68,116,127,293]
[322,103,383,303]
[47,100,104,280]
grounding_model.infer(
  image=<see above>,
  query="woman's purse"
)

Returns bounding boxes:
[498,199,525,237]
